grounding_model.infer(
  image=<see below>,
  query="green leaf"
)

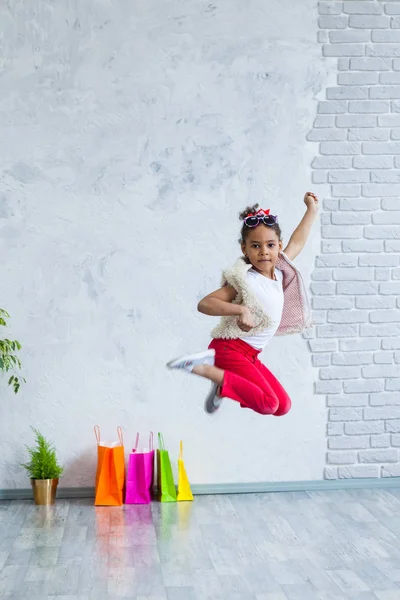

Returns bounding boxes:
[0,308,24,392]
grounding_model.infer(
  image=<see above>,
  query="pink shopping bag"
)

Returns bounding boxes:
[125,433,155,504]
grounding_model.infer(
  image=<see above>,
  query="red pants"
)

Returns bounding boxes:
[208,338,291,416]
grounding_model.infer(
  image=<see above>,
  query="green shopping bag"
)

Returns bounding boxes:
[156,433,177,502]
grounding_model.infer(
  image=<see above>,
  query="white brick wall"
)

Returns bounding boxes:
[313,0,400,480]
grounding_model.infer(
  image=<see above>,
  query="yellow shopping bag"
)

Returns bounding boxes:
[177,441,193,502]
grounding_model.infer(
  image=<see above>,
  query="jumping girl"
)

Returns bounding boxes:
[167,193,319,416]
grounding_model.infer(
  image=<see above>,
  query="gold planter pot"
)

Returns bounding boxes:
[31,478,59,505]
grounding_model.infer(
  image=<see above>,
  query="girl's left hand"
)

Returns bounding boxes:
[304,192,319,211]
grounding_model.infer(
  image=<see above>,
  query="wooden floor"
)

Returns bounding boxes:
[1,489,400,599]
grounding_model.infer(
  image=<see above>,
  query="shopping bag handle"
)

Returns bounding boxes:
[133,432,153,452]
[94,425,101,445]
[117,426,124,446]
[158,432,165,451]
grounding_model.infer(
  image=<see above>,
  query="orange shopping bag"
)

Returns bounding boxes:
[94,425,125,506]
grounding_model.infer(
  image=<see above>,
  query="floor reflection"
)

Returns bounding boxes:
[4,492,400,598]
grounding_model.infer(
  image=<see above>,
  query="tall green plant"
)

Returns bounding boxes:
[0,308,24,393]
[22,428,64,480]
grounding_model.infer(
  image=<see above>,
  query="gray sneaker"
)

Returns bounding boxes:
[167,349,215,373]
[204,383,222,414]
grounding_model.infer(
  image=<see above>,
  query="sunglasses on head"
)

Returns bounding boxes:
[243,209,278,228]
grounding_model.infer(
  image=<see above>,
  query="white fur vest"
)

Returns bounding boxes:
[211,252,313,341]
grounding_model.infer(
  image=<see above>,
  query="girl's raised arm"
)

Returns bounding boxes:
[283,192,319,261]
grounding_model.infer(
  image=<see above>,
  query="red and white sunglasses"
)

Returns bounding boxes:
[243,209,278,228]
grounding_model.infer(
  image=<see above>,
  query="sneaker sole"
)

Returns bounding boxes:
[167,349,215,370]
[204,383,222,414]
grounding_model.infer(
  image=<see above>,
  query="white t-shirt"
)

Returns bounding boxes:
[241,268,284,350]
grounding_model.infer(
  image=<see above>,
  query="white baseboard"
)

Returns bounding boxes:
[1,477,400,501]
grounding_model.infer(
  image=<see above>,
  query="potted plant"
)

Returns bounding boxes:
[22,428,64,505]
[0,308,24,393]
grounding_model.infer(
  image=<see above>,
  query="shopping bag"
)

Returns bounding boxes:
[156,432,177,503]
[177,441,194,502]
[125,432,155,505]
[94,425,125,506]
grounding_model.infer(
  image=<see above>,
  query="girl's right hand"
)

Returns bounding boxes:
[237,306,255,332]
